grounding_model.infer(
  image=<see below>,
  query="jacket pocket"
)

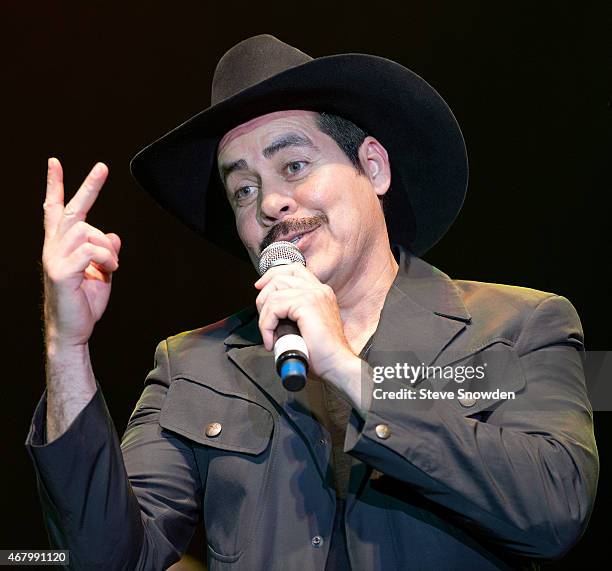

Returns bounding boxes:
[159,377,275,561]
[159,376,273,454]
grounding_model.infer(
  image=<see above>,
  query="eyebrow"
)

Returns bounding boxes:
[219,132,318,185]
[219,159,248,185]
[262,132,317,159]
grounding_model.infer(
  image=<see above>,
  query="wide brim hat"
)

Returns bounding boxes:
[130,34,468,261]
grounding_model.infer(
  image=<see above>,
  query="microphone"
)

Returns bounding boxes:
[258,241,309,392]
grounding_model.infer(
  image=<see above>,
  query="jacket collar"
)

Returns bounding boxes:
[389,243,470,322]
[366,243,471,368]
[222,244,472,408]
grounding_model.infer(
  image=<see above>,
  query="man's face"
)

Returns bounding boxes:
[217,110,390,286]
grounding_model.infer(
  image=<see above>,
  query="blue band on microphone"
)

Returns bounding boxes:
[280,358,307,391]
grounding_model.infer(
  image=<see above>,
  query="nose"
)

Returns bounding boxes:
[258,183,298,224]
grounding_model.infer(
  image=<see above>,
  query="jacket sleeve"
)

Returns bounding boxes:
[25,340,202,570]
[343,294,599,560]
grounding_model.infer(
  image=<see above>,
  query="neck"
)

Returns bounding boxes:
[333,242,399,352]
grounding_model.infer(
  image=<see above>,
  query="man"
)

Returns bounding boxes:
[27,35,598,570]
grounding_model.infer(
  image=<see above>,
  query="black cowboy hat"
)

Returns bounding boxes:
[130,34,468,261]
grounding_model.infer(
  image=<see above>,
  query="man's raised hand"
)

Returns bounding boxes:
[42,158,121,349]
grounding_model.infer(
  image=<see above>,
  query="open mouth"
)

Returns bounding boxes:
[285,226,319,246]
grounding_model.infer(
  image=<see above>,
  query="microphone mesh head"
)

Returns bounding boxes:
[258,241,306,276]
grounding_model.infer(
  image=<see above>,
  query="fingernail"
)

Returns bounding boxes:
[92,163,104,176]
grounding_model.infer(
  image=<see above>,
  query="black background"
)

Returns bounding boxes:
[2,1,610,568]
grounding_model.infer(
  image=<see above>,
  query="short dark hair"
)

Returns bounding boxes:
[315,112,386,212]
[315,112,368,175]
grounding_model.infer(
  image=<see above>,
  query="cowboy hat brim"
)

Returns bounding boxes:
[130,53,468,261]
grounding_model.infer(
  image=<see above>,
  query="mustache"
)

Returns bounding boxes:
[260,214,328,253]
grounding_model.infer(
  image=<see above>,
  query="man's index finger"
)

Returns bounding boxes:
[43,157,65,234]
[60,162,109,231]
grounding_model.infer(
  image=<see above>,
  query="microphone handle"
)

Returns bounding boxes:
[274,318,309,392]
[275,318,299,339]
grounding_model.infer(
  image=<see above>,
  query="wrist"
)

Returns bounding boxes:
[324,352,367,410]
[46,338,90,359]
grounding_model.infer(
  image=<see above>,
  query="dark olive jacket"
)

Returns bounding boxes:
[26,246,599,570]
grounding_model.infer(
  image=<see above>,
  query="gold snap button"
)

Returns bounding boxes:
[375,424,391,439]
[205,422,222,437]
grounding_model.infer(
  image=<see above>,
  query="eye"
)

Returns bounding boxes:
[285,161,307,175]
[233,185,257,203]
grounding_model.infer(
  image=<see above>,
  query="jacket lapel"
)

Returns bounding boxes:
[224,314,293,411]
[368,246,472,372]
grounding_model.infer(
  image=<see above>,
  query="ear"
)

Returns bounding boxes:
[358,136,392,197]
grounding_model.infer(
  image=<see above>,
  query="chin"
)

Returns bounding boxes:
[305,255,332,284]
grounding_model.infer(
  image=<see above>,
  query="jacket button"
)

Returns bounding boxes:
[459,397,477,408]
[311,535,323,548]
[205,422,222,437]
[375,424,391,439]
